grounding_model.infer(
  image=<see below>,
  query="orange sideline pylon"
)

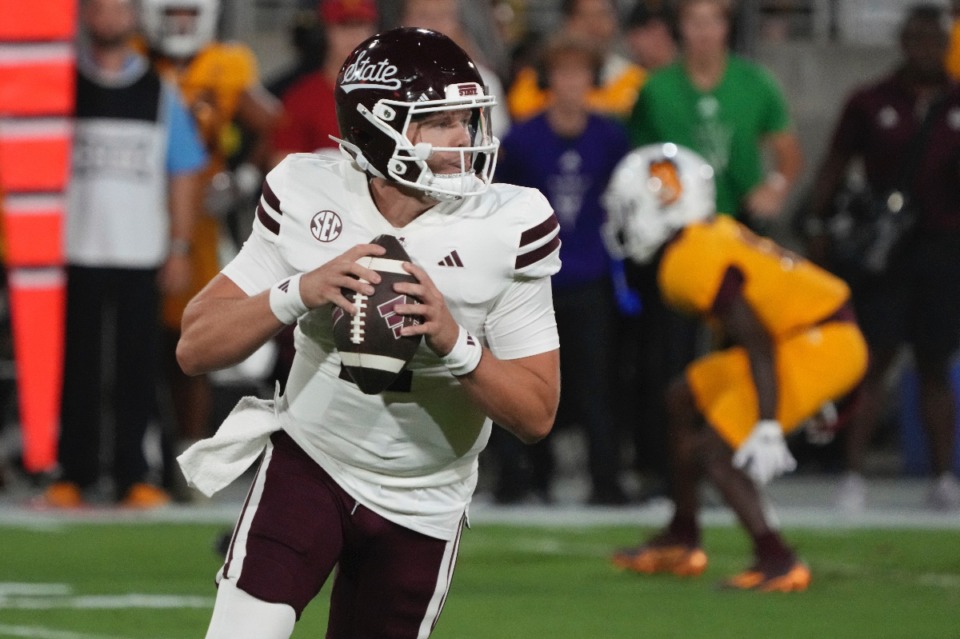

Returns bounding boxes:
[0,0,75,473]
[6,269,65,472]
[0,0,76,41]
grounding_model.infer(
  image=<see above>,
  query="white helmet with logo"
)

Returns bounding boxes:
[140,0,220,59]
[602,143,716,264]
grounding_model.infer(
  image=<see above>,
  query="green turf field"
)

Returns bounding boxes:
[0,522,957,638]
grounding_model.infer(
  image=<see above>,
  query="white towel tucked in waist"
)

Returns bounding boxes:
[177,393,281,497]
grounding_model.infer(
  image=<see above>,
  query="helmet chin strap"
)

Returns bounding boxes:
[331,136,386,178]
[424,173,483,201]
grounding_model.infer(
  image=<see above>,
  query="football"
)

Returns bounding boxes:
[331,234,423,394]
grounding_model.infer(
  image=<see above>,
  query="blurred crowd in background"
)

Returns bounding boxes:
[1,0,959,513]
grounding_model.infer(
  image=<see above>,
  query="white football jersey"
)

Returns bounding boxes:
[221,153,561,539]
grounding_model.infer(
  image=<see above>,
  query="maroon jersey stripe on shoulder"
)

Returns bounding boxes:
[519,215,559,248]
[261,180,282,213]
[515,236,560,270]
[257,203,280,235]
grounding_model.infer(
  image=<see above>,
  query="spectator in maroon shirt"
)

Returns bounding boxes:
[805,3,960,512]
[270,0,378,166]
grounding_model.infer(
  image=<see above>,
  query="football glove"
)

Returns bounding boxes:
[732,419,797,485]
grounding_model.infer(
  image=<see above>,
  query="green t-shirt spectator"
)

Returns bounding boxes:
[627,55,792,217]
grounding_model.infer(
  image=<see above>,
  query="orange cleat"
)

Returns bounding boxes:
[722,561,811,592]
[119,483,171,509]
[612,543,708,577]
[38,481,85,508]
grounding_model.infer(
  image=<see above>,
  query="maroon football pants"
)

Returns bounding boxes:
[220,431,462,638]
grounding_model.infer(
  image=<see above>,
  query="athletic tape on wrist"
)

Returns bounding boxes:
[755,419,782,432]
[441,325,482,376]
[269,273,308,325]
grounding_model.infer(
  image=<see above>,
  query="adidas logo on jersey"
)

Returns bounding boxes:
[438,250,464,267]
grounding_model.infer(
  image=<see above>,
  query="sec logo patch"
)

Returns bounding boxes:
[311,210,343,242]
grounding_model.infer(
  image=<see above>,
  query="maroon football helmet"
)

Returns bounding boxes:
[333,27,499,200]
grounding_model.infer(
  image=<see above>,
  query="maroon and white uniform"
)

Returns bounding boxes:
[189,27,559,639]
[221,152,560,540]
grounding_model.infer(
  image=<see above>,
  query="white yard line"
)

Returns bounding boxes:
[0,590,212,611]
[0,581,212,619]
[0,585,211,639]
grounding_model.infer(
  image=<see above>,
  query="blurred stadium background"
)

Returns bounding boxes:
[1,1,959,637]
[1,0,954,497]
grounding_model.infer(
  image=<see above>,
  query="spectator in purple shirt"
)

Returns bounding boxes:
[493,33,634,505]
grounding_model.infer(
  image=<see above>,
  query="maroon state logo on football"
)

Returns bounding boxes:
[331,234,423,394]
[378,295,421,338]
[310,210,343,242]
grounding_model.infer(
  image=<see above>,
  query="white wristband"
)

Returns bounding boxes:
[269,273,308,325]
[754,419,783,432]
[441,325,483,376]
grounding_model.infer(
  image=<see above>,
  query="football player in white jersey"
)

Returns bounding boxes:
[176,27,562,639]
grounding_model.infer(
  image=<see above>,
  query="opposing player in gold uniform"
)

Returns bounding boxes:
[604,144,867,591]
[139,0,280,461]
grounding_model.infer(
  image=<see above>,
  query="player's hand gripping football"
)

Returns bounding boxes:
[301,243,386,315]
[392,262,460,359]
[732,420,797,485]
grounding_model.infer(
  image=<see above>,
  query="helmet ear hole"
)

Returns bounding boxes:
[373,103,396,122]
[389,159,407,176]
